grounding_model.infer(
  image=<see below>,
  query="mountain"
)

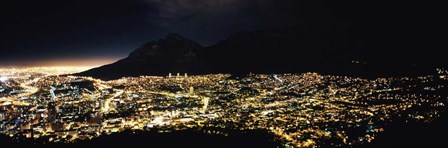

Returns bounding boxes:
[77,25,439,80]
[77,33,213,80]
[77,25,350,80]
[203,25,354,74]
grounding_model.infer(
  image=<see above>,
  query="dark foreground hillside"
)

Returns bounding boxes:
[3,115,448,148]
[0,129,282,148]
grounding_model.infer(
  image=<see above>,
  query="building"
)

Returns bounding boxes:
[189,87,194,94]
[47,102,57,122]
[0,109,5,121]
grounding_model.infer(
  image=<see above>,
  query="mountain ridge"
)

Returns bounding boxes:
[76,27,439,80]
[76,33,212,80]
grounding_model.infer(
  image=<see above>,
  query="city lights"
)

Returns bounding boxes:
[0,77,8,82]
[0,67,447,147]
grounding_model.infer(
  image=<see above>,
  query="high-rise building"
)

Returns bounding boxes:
[50,86,57,101]
[47,102,57,122]
[1,108,9,131]
[0,111,5,121]
[189,87,194,94]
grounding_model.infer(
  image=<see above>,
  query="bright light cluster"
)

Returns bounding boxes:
[0,77,8,82]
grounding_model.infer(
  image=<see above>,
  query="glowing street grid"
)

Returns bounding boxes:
[1,67,447,147]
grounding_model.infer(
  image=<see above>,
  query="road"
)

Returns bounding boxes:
[102,90,124,113]
[143,90,211,112]
[0,77,41,105]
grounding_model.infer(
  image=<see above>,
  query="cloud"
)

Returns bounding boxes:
[144,0,272,27]
[141,0,331,44]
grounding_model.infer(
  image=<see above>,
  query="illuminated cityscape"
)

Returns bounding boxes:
[1,1,444,147]
[1,67,447,147]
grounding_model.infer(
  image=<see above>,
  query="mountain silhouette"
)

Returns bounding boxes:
[77,33,212,80]
[77,25,439,80]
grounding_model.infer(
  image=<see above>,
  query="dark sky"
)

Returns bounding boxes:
[0,0,444,66]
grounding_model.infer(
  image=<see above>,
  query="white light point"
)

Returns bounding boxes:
[0,77,8,82]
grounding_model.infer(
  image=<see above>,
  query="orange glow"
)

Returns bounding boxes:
[1,57,120,67]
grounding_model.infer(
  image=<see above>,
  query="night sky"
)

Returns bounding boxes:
[0,0,444,66]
